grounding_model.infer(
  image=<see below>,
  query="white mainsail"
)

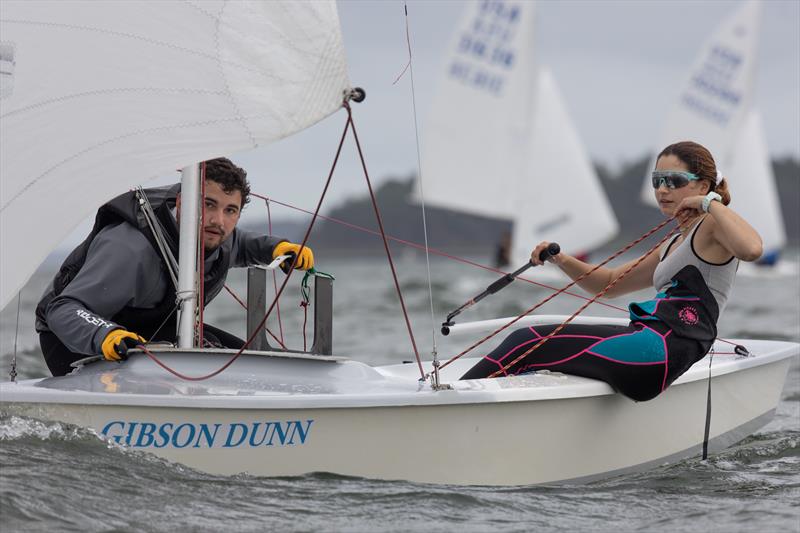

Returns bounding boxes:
[0,0,351,309]
[420,1,617,258]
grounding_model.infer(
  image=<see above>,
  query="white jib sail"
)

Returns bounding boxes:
[642,0,761,204]
[725,110,786,254]
[512,68,619,261]
[0,0,351,309]
[420,1,538,219]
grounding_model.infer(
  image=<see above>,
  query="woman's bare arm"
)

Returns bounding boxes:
[530,242,661,298]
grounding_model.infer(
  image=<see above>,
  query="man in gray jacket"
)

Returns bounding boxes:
[35,158,313,376]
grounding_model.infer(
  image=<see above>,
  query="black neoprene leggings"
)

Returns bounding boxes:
[460,322,703,402]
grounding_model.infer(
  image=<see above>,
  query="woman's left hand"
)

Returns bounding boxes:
[674,195,705,225]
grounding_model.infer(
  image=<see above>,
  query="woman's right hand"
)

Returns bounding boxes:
[530,241,564,266]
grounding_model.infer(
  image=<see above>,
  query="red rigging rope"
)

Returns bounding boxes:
[139,102,428,381]
[345,100,425,378]
[487,224,679,378]
[244,195,629,314]
[217,196,747,370]
[138,106,353,381]
[219,197,738,355]
[137,115,746,381]
[220,284,289,350]
[439,216,678,371]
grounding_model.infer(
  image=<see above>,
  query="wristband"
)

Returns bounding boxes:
[702,192,722,213]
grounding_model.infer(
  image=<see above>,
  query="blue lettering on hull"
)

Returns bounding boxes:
[100,420,314,449]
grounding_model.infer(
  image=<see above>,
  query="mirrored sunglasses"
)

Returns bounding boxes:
[651,170,700,189]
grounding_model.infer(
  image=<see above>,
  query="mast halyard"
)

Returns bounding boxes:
[176,164,201,348]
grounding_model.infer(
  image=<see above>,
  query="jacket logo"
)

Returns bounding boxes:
[76,310,114,328]
[678,305,700,326]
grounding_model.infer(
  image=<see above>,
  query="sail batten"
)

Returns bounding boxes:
[0,0,351,309]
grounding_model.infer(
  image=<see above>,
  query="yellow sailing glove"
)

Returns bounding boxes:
[272,241,315,273]
[101,329,146,362]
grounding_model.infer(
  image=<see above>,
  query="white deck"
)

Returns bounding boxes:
[1,339,796,409]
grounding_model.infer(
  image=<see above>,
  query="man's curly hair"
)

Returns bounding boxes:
[203,157,251,208]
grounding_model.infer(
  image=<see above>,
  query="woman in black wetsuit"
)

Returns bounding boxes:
[461,141,764,401]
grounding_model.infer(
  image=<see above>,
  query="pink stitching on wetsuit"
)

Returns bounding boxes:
[661,329,672,391]
[493,328,607,365]
[515,351,588,374]
[488,338,539,365]
[511,329,638,371]
[530,325,610,342]
[511,324,672,375]
[635,322,674,392]
[585,351,665,366]
[636,296,701,317]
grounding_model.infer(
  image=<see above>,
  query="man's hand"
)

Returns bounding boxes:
[101,329,146,361]
[272,242,315,273]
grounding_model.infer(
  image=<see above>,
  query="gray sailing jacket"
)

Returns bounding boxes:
[36,208,284,356]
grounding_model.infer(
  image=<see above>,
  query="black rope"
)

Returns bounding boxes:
[702,349,714,460]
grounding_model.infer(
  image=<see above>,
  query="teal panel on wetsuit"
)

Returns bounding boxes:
[591,327,666,364]
[629,299,659,318]
[628,280,678,321]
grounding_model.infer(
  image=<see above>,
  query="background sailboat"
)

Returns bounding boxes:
[642,0,787,265]
[419,1,618,266]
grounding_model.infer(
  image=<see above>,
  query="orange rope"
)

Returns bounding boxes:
[488,226,679,377]
[439,217,677,370]
[346,101,425,379]
[221,285,288,350]
[139,108,352,381]
[250,195,628,313]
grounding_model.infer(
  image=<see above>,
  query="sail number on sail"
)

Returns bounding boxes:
[683,45,745,125]
[449,1,521,95]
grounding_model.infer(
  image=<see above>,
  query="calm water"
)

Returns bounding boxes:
[1,251,798,532]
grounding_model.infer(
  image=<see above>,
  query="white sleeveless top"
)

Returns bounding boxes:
[653,217,738,315]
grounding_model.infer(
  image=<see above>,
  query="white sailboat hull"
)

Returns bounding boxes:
[1,334,795,486]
